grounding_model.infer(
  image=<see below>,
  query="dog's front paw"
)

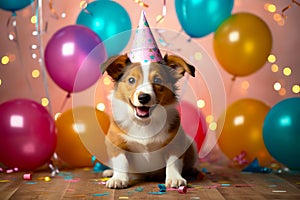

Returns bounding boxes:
[106,176,129,189]
[165,175,187,188]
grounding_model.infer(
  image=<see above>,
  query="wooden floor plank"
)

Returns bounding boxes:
[1,166,299,199]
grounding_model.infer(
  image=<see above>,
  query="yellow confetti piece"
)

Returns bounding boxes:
[100,177,110,181]
[119,197,129,199]
[44,176,51,182]
[0,180,10,183]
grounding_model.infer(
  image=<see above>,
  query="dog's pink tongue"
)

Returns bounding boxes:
[136,106,150,117]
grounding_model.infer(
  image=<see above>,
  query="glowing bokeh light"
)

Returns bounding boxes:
[206,115,214,123]
[241,81,250,90]
[292,85,300,94]
[197,99,205,108]
[41,98,49,107]
[54,112,62,120]
[279,88,286,96]
[271,64,279,72]
[96,102,106,111]
[273,82,282,91]
[103,76,112,85]
[194,52,202,61]
[267,4,276,12]
[1,56,9,65]
[268,54,276,63]
[209,122,217,131]
[283,67,292,76]
[32,69,40,78]
[31,16,37,24]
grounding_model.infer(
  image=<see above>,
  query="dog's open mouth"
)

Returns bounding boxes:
[135,106,151,118]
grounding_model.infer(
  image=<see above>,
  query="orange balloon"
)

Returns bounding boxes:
[55,106,110,167]
[217,99,273,166]
[213,13,272,77]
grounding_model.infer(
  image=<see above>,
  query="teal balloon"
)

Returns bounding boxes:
[76,0,131,57]
[263,97,300,170]
[175,0,234,38]
[0,0,33,12]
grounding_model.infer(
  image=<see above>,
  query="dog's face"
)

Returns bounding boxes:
[102,54,195,125]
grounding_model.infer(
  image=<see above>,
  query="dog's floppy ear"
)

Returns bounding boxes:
[164,54,195,78]
[101,54,130,81]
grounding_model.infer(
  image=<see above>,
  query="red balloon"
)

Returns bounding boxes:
[178,101,207,152]
[45,25,107,93]
[0,99,57,170]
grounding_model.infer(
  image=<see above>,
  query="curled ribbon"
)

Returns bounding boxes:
[282,0,300,18]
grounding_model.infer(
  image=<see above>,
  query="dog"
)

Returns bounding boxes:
[101,54,198,189]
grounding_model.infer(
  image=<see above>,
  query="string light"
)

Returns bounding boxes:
[241,81,250,90]
[279,88,286,96]
[0,79,2,86]
[267,4,277,12]
[273,82,282,91]
[41,98,49,107]
[32,69,40,78]
[209,122,217,131]
[31,44,38,50]
[61,12,66,18]
[292,85,300,94]
[194,52,202,61]
[271,64,279,72]
[30,15,37,24]
[1,56,9,65]
[32,53,37,59]
[268,54,276,63]
[96,102,106,111]
[197,99,205,108]
[206,115,214,123]
[283,67,292,76]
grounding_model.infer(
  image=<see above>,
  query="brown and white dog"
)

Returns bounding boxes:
[101,54,198,189]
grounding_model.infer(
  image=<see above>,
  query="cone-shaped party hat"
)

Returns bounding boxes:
[128,11,163,63]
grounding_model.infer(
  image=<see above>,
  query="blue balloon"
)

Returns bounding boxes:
[263,97,300,170]
[175,0,234,38]
[0,0,33,12]
[76,0,131,57]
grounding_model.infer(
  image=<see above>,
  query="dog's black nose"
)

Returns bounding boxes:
[138,93,151,105]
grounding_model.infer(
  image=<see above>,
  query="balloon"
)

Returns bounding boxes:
[177,101,207,152]
[217,98,273,166]
[76,0,131,57]
[55,107,110,167]
[0,0,33,13]
[0,99,56,171]
[175,0,234,38]
[214,13,272,77]
[45,25,106,93]
[263,97,300,170]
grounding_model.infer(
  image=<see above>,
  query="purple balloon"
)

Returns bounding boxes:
[0,99,57,170]
[45,25,107,93]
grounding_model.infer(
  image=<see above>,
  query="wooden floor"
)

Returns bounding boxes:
[1,164,300,200]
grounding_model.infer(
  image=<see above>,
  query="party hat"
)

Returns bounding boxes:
[128,11,163,63]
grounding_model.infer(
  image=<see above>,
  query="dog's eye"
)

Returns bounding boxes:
[153,76,163,84]
[128,77,136,84]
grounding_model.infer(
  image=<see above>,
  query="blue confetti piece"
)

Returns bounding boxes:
[158,184,166,192]
[148,191,166,195]
[135,187,144,192]
[92,192,110,197]
[26,181,37,185]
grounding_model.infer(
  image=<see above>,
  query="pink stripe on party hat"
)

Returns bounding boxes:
[128,11,163,63]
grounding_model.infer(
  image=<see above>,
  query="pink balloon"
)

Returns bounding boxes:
[178,101,207,152]
[0,99,57,170]
[45,25,107,93]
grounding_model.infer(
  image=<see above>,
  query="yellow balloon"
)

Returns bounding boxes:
[217,99,273,166]
[213,13,272,77]
[55,106,110,167]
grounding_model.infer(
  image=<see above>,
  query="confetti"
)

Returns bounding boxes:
[158,184,166,192]
[23,173,32,180]
[148,191,166,195]
[119,197,129,199]
[178,186,187,194]
[272,190,287,193]
[26,181,37,185]
[135,187,144,192]
[92,192,110,196]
